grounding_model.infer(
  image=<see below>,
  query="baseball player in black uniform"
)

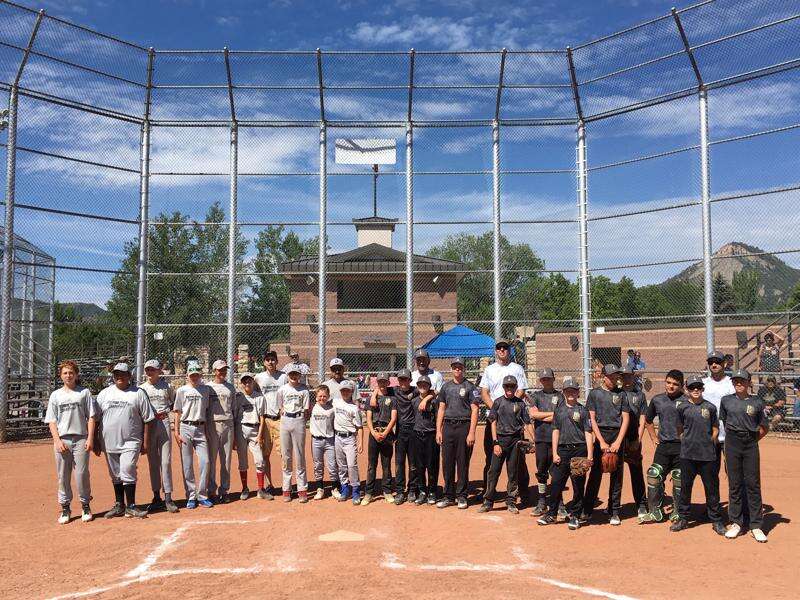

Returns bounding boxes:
[621,366,648,518]
[392,369,419,505]
[582,364,630,525]
[671,375,726,535]
[537,376,593,530]
[641,369,688,524]
[528,368,564,516]
[720,369,769,543]
[363,372,397,505]
[411,375,438,506]
[436,357,480,509]
[478,375,534,514]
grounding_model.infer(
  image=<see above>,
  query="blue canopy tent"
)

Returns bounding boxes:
[420,324,514,358]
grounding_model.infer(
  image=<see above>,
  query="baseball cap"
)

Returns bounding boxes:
[263,350,278,360]
[685,375,704,388]
[414,349,429,359]
[502,375,518,387]
[417,375,431,386]
[602,364,622,376]
[561,376,580,390]
[212,359,229,371]
[187,361,202,374]
[289,350,299,357]
[112,362,130,373]
[397,368,412,380]
[143,359,161,370]
[376,371,390,382]
[538,367,554,379]
[239,372,254,383]
[330,357,344,368]
[340,379,355,392]
[707,350,725,363]
[731,368,751,381]
[495,340,510,349]
[450,357,465,366]
[287,365,302,374]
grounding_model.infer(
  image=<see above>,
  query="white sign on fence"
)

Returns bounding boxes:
[335,138,396,165]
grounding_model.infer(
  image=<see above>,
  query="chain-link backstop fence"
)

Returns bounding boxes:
[2,0,800,439]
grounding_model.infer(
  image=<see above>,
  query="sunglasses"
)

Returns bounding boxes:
[687,385,704,391]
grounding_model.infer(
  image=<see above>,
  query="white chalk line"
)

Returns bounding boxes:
[535,577,640,600]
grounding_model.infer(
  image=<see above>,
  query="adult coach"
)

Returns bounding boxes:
[95,362,154,519]
[479,340,529,500]
[702,350,734,471]
[322,357,350,400]
[410,349,444,392]
[207,359,237,504]
[435,357,480,509]
[140,359,178,513]
[255,350,286,493]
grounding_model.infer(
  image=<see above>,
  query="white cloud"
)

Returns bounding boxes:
[350,17,476,50]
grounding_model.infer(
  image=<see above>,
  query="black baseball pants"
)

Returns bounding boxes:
[582,427,623,516]
[547,443,586,518]
[484,433,522,504]
[725,431,763,530]
[442,420,470,501]
[678,458,722,524]
[394,426,417,495]
[366,434,394,495]
[412,430,437,496]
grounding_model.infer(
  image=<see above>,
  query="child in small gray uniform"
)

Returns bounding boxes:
[334,380,363,505]
[310,385,339,500]
[45,360,97,524]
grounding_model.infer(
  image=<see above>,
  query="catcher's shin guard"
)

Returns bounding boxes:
[669,468,682,522]
[646,463,665,521]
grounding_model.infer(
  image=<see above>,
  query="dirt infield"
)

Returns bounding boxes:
[1,428,796,600]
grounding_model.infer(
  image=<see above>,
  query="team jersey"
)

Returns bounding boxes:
[552,402,592,447]
[236,390,266,426]
[333,398,362,433]
[645,393,688,443]
[310,401,336,438]
[254,371,286,417]
[369,390,397,426]
[488,395,531,436]
[321,377,351,401]
[719,394,769,434]
[44,386,96,437]
[173,384,212,423]
[277,383,311,415]
[412,393,438,434]
[139,380,175,414]
[529,389,564,442]
[438,379,481,420]
[394,386,419,428]
[586,387,630,429]
[678,399,719,462]
[208,381,237,422]
[95,385,155,452]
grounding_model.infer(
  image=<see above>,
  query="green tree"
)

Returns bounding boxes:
[713,273,736,315]
[732,269,761,313]
[52,302,130,365]
[787,281,800,310]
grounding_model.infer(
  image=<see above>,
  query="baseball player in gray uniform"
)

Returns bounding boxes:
[254,350,286,493]
[45,360,97,524]
[310,384,339,500]
[322,357,350,400]
[235,373,272,500]
[207,359,237,504]
[277,366,311,502]
[173,361,214,508]
[95,362,154,519]
[140,359,178,513]
[333,379,363,504]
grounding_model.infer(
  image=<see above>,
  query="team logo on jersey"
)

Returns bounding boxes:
[612,394,620,406]
[550,396,558,406]
[472,390,481,398]
[459,387,466,397]
[701,408,710,419]
[513,403,519,414]
[746,404,755,416]
[675,400,682,409]
[572,410,581,422]
[384,398,392,406]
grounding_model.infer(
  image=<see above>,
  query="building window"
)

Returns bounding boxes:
[337,280,405,310]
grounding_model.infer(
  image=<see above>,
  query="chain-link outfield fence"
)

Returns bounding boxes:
[1,0,800,439]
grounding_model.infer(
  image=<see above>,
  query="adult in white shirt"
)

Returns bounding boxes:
[321,357,351,400]
[702,350,735,473]
[410,348,444,393]
[282,351,311,386]
[479,340,529,495]
[254,350,287,485]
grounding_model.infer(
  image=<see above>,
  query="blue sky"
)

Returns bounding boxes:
[2,0,800,309]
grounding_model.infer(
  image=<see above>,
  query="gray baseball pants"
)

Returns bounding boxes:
[105,447,140,485]
[54,434,91,504]
[335,434,359,487]
[147,416,173,495]
[311,435,338,486]
[280,415,307,492]
[208,420,234,497]
[179,422,209,501]
[237,423,267,475]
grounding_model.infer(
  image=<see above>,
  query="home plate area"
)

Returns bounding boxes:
[51,514,638,600]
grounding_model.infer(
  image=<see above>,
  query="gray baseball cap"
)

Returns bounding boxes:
[239,372,254,383]
[414,349,429,359]
[397,369,412,379]
[685,374,704,388]
[707,350,725,363]
[376,371,390,382]
[143,359,161,370]
[502,375,518,387]
[330,357,344,368]
[538,368,554,379]
[731,368,751,381]
[212,359,229,371]
[416,375,431,386]
[603,364,622,375]
[112,362,130,374]
[495,339,511,349]
[287,365,302,374]
[561,376,580,390]
[340,379,355,391]
[450,356,465,366]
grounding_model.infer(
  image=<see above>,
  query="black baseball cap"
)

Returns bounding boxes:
[414,349,430,359]
[495,340,510,349]
[731,368,751,381]
[502,375,518,387]
[538,368,554,379]
[398,369,412,379]
[707,350,725,363]
[603,364,622,376]
[450,357,465,366]
[417,375,431,386]
[685,375,704,388]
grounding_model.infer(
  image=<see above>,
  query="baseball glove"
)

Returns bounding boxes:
[516,439,535,454]
[601,450,619,473]
[569,456,592,477]
[624,439,642,465]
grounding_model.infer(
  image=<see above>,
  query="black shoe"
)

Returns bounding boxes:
[506,502,519,515]
[407,491,417,504]
[670,518,689,532]
[217,493,229,504]
[105,502,125,519]
[125,505,148,519]
[712,522,727,536]
[537,514,556,526]
[477,502,492,513]
[149,497,164,513]
[414,492,427,506]
[568,516,580,530]
[165,499,179,513]
[532,497,547,516]
[394,493,406,506]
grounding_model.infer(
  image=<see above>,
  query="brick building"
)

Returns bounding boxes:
[279,216,464,375]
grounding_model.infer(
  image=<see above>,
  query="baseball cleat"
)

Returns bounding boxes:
[712,522,727,536]
[537,514,556,526]
[609,512,621,526]
[283,491,292,502]
[427,496,437,506]
[149,497,164,511]
[360,494,373,506]
[125,506,148,519]
[394,493,406,506]
[414,492,426,505]
[351,487,361,505]
[165,499,179,513]
[338,484,351,502]
[313,488,325,501]
[240,488,250,501]
[436,499,453,509]
[457,498,468,510]
[637,505,649,519]
[58,504,71,525]
[557,502,569,521]
[383,492,394,503]
[568,516,580,530]
[506,503,519,515]
[331,486,342,500]
[81,503,93,522]
[669,518,688,532]
[186,499,197,509]
[751,528,768,543]
[532,497,547,516]
[198,499,214,508]
[407,491,416,504]
[477,502,492,513]
[298,491,309,504]
[105,502,125,519]
[217,493,229,505]
[725,523,742,539]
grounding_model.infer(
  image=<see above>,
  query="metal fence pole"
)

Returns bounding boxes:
[46,263,55,382]
[27,262,35,375]
[134,121,151,382]
[19,263,29,375]
[227,123,238,380]
[491,120,502,342]
[405,122,414,368]
[318,124,327,380]
[699,88,715,353]
[576,121,592,392]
